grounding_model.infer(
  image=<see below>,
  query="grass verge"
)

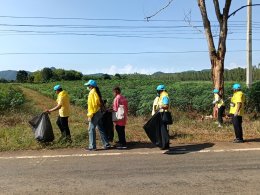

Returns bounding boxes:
[0,86,259,151]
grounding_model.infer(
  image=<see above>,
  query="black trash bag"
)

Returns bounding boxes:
[29,112,54,142]
[143,112,169,149]
[161,111,173,125]
[102,111,114,142]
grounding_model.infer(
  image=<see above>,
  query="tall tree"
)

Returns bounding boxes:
[16,70,28,83]
[146,1,260,95]
[198,0,231,94]
[32,71,43,83]
[41,68,53,82]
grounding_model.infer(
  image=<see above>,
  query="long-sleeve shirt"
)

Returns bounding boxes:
[87,88,101,118]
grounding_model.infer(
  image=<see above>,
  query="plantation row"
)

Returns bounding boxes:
[0,84,25,112]
[24,79,260,116]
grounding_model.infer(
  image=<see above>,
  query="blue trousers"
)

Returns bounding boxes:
[88,111,109,149]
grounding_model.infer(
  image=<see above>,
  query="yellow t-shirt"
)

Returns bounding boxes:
[158,91,170,112]
[229,91,245,116]
[56,90,70,117]
[214,94,225,108]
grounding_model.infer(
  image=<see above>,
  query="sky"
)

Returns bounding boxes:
[0,0,260,75]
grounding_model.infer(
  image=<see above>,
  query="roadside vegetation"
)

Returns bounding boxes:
[0,84,25,112]
[0,78,259,151]
[24,78,260,115]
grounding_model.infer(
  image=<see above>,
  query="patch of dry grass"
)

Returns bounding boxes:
[1,87,259,151]
[125,110,260,144]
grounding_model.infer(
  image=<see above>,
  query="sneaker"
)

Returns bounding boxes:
[86,147,97,151]
[104,144,113,150]
[161,145,170,150]
[218,124,223,128]
[116,144,127,149]
[233,139,244,143]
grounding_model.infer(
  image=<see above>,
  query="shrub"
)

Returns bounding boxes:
[0,84,25,112]
[245,81,260,112]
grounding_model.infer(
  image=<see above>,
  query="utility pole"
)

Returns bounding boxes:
[246,0,253,88]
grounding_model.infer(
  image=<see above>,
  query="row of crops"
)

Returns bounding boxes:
[0,84,25,112]
[24,79,260,116]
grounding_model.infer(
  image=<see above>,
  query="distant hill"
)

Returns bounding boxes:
[0,70,18,80]
[88,73,104,77]
[152,71,165,76]
[152,70,212,76]
[0,70,32,81]
[83,73,106,77]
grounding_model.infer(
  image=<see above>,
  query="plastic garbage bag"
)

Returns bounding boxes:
[102,111,114,142]
[143,111,169,149]
[29,112,54,142]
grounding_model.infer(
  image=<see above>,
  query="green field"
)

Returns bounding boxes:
[0,80,259,151]
[24,78,260,115]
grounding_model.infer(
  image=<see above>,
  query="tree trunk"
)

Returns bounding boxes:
[198,0,231,96]
[211,55,224,96]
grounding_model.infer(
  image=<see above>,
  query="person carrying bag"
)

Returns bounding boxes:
[112,86,128,149]
[85,80,111,151]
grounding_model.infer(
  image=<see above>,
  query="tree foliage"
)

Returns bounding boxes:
[16,70,28,83]
[41,68,53,82]
[103,74,112,80]
[0,84,25,112]
[152,68,260,82]
[31,68,83,83]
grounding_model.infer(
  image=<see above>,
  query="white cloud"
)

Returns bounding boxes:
[104,64,154,75]
[226,62,244,69]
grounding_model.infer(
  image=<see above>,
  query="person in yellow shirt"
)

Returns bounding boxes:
[155,84,170,112]
[156,84,170,149]
[212,89,225,128]
[229,83,245,143]
[85,79,111,151]
[47,84,72,143]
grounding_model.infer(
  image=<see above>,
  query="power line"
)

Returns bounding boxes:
[1,23,260,28]
[2,28,260,33]
[1,30,260,40]
[1,15,260,24]
[0,15,256,23]
[0,50,260,55]
[0,23,206,29]
[0,15,186,22]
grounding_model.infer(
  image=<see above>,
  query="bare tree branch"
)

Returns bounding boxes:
[184,10,203,34]
[217,0,231,56]
[228,4,260,19]
[184,10,221,38]
[144,0,174,21]
[213,0,222,23]
[197,0,216,54]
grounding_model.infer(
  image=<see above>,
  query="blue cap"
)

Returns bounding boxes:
[84,79,97,87]
[213,89,219,93]
[156,84,165,91]
[53,84,61,91]
[232,83,241,90]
